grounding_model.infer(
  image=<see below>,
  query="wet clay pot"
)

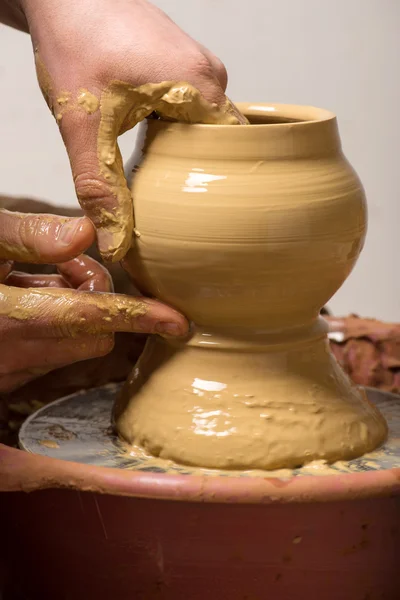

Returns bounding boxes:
[115,104,387,470]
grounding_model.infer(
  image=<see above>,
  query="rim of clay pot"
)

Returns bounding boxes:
[143,103,340,159]
[235,103,336,126]
[1,443,399,503]
[153,103,336,127]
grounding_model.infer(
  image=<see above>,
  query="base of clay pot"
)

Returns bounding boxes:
[19,383,399,478]
[113,321,387,470]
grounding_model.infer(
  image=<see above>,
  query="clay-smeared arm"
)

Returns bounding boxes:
[5,0,238,262]
[0,209,188,393]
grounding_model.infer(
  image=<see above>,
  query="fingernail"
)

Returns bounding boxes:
[155,322,183,337]
[58,218,85,246]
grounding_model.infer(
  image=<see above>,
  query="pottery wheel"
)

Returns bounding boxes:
[19,384,400,478]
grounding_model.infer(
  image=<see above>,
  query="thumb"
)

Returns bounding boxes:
[59,81,246,265]
[0,209,95,263]
[59,99,134,264]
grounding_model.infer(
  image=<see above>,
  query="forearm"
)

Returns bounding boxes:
[0,0,28,32]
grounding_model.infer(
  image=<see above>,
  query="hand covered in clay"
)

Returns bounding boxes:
[0,209,188,393]
[10,0,237,262]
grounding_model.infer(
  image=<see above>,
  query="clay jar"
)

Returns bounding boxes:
[114,104,387,470]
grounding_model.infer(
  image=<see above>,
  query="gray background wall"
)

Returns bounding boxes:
[1,0,399,319]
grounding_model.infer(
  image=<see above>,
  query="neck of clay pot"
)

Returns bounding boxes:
[173,316,328,352]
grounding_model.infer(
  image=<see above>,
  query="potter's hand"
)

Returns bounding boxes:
[0,209,188,393]
[15,0,229,262]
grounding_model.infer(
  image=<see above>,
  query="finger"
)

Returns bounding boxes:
[0,209,95,263]
[197,45,228,92]
[0,285,189,339]
[4,272,70,289]
[0,335,114,377]
[57,255,113,292]
[0,261,13,283]
[59,103,134,264]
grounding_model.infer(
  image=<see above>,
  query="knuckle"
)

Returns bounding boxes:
[74,174,114,227]
[186,52,215,80]
[20,214,40,244]
[22,290,76,338]
[9,214,39,255]
[74,173,111,205]
[211,57,228,90]
[92,272,113,293]
[184,52,226,104]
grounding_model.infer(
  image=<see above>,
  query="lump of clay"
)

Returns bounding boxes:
[326,315,400,394]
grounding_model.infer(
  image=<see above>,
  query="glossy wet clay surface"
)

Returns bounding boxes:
[19,383,400,478]
[116,104,387,470]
